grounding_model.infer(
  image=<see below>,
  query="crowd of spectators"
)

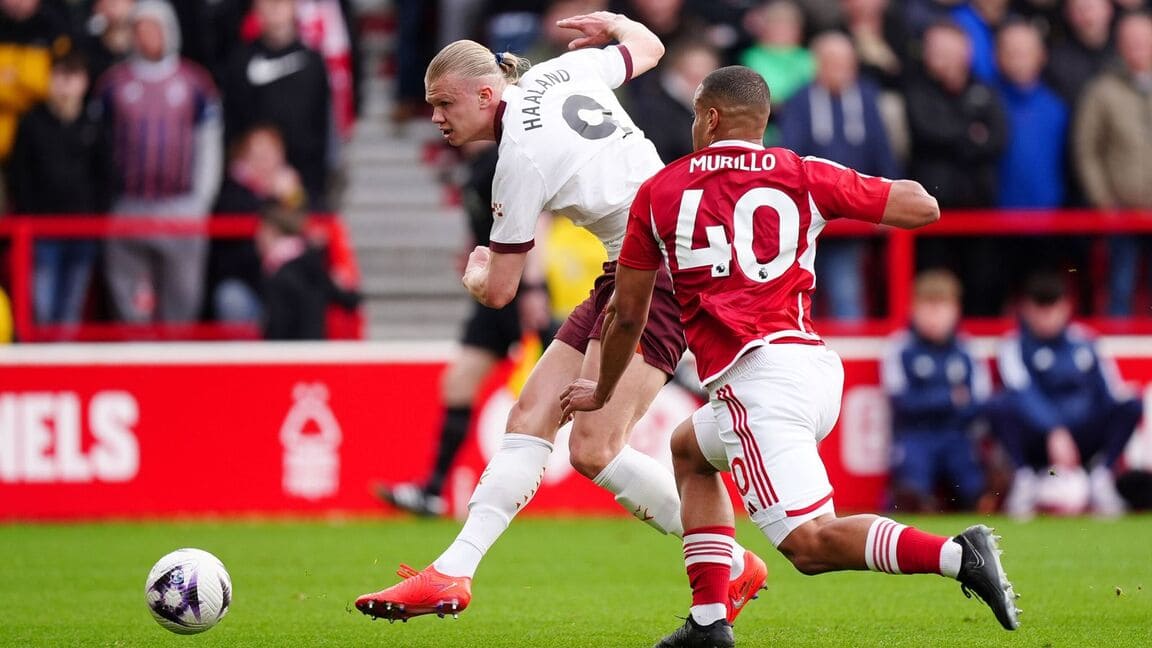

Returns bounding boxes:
[397,0,1152,319]
[6,0,1152,338]
[0,0,361,338]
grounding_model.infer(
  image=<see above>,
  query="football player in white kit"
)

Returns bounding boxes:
[355,12,768,623]
[561,65,1021,646]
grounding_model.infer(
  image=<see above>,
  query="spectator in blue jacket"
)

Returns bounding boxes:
[882,270,990,512]
[995,21,1068,209]
[950,0,1012,83]
[780,31,899,321]
[993,272,1143,517]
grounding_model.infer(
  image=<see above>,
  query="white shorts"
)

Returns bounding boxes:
[693,344,844,547]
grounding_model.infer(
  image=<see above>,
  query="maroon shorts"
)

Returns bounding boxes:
[555,261,686,377]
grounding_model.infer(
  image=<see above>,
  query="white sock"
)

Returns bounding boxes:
[940,541,963,579]
[690,603,727,626]
[593,446,684,535]
[433,433,552,578]
[592,446,748,578]
[728,545,746,580]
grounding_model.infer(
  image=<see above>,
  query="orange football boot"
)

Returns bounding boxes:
[355,564,472,622]
[727,550,768,622]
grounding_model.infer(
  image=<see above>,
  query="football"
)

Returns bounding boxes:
[144,548,232,635]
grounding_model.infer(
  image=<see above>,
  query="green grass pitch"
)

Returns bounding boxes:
[2,515,1150,647]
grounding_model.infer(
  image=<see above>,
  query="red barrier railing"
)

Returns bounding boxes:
[3,210,1152,342]
[0,214,363,342]
[817,209,1152,336]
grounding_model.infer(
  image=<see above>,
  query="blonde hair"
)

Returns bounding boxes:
[426,39,531,86]
[913,269,962,302]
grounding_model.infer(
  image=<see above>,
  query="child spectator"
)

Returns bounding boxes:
[7,48,110,330]
[882,270,990,512]
[993,272,1143,517]
[209,124,306,323]
[256,203,359,340]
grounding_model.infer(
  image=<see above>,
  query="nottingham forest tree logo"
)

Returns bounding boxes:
[280,383,342,500]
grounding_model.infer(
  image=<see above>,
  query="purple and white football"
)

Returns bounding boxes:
[145,548,232,634]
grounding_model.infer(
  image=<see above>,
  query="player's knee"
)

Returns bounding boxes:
[670,423,695,464]
[568,439,617,479]
[670,422,713,476]
[505,398,552,439]
[778,519,834,575]
[568,421,626,478]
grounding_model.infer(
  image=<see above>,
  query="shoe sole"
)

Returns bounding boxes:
[969,525,1021,630]
[356,596,467,622]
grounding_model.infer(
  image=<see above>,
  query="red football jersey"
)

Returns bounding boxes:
[619,140,892,384]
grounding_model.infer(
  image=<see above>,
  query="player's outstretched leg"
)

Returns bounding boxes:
[861,518,1020,630]
[357,431,552,620]
[356,343,582,621]
[775,514,1020,630]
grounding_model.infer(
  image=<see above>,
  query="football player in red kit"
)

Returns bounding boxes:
[561,66,1020,647]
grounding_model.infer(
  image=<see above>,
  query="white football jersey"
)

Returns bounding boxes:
[488,45,664,260]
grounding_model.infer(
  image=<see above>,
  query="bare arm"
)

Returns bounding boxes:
[879,180,940,230]
[462,246,528,308]
[559,265,656,421]
[517,215,554,332]
[556,11,666,78]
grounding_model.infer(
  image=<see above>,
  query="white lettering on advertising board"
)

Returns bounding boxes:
[0,391,139,483]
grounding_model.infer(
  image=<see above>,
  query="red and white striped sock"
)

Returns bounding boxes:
[864,518,962,577]
[683,526,734,626]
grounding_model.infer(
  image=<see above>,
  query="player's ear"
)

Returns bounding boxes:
[706,107,721,138]
[477,84,494,108]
